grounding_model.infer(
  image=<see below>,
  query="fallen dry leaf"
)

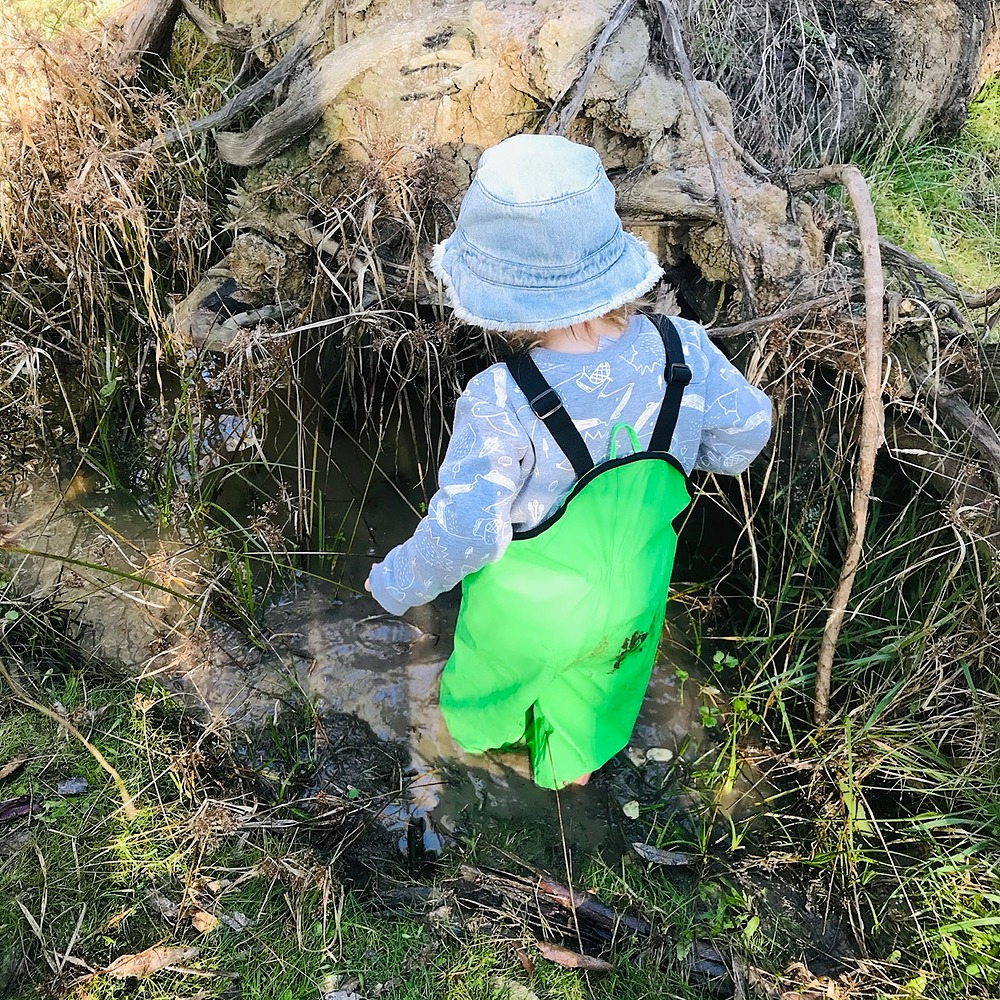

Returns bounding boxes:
[190,909,219,933]
[56,776,89,796]
[0,757,27,783]
[100,944,199,979]
[514,946,535,976]
[621,799,640,820]
[536,941,611,972]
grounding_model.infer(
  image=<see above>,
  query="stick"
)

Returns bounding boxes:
[878,238,1000,310]
[543,0,637,136]
[653,0,758,318]
[790,167,885,728]
[709,291,854,338]
[0,657,139,821]
[128,35,312,153]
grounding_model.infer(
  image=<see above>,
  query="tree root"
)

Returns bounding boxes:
[878,237,1000,311]
[131,35,313,154]
[710,291,856,339]
[544,0,638,136]
[790,166,886,728]
[179,0,250,50]
[108,0,182,63]
[0,656,139,821]
[653,0,758,318]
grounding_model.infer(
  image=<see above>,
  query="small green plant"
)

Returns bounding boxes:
[712,649,738,672]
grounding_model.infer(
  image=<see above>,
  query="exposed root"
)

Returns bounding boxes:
[654,0,758,318]
[710,291,854,339]
[790,166,886,728]
[544,0,638,136]
[130,35,314,154]
[878,237,1000,311]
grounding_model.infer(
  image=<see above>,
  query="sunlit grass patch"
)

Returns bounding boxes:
[858,78,1000,293]
[5,0,109,35]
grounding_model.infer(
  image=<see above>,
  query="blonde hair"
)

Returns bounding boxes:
[506,303,635,349]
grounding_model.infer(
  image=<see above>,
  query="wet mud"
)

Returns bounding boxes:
[2,461,774,868]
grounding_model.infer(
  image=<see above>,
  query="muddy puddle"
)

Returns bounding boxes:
[2,350,774,865]
[3,474,774,867]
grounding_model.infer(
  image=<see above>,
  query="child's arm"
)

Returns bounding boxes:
[689,323,772,475]
[367,370,530,615]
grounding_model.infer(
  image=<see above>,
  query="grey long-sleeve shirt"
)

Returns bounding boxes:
[368,314,772,615]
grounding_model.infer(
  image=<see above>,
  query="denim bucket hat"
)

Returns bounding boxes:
[431,134,663,332]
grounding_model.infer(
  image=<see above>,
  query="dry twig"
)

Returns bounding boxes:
[790,166,886,727]
[878,237,1000,311]
[710,292,853,338]
[0,656,139,820]
[544,0,637,136]
[653,0,758,317]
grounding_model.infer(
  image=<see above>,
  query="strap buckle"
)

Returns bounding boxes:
[529,387,563,420]
[669,363,692,386]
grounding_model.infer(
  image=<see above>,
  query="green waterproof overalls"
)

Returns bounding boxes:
[439,315,692,788]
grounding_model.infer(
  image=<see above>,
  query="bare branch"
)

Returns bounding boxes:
[544,0,638,136]
[131,35,312,153]
[653,0,758,318]
[791,166,886,729]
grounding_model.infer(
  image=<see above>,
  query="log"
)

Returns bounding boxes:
[109,0,182,63]
[133,35,313,153]
[615,169,718,223]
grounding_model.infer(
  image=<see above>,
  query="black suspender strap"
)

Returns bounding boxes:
[506,352,595,479]
[648,314,692,454]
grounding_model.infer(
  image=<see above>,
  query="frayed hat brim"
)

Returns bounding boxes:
[430,236,664,333]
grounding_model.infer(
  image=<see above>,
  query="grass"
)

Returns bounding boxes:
[856,81,1000,292]
[0,600,731,999]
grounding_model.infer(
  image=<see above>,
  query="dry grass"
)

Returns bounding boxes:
[686,0,870,168]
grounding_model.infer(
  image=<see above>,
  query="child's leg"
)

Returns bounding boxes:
[528,652,656,789]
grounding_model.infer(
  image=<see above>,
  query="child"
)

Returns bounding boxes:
[366,134,771,789]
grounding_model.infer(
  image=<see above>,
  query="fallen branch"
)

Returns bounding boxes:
[0,656,139,821]
[653,0,758,318]
[215,72,322,165]
[130,35,312,153]
[544,0,637,136]
[709,291,854,338]
[790,166,886,728]
[878,237,1000,310]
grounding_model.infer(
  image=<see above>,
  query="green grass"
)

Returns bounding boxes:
[0,603,723,999]
[4,0,109,35]
[857,77,1000,293]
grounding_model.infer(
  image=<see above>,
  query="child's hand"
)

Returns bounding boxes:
[364,563,375,593]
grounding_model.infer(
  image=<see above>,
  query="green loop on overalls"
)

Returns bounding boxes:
[608,422,641,460]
